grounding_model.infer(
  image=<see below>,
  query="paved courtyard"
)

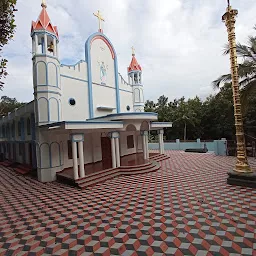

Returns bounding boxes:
[0,151,256,256]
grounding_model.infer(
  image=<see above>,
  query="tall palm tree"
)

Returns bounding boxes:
[212,25,256,111]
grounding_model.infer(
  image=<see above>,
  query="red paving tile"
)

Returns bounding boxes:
[0,150,256,255]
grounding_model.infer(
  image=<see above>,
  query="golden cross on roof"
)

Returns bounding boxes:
[41,0,47,8]
[93,10,105,32]
[132,46,135,56]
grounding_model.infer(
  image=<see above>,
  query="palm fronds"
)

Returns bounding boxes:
[212,74,232,89]
[213,24,256,110]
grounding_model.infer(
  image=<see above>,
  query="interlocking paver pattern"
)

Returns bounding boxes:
[0,151,256,255]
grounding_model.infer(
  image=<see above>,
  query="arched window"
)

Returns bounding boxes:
[27,118,31,135]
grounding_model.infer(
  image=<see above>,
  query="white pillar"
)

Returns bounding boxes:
[161,130,165,154]
[158,130,164,154]
[145,132,149,159]
[158,132,162,154]
[72,141,79,180]
[161,134,164,154]
[161,134,165,154]
[142,132,146,160]
[44,34,47,54]
[35,34,38,54]
[111,137,117,168]
[78,141,85,178]
[115,137,120,167]
[53,37,57,57]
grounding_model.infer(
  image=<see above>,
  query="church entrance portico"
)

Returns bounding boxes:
[37,115,171,183]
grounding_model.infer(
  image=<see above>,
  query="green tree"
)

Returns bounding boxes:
[173,97,202,141]
[144,100,156,112]
[201,83,235,140]
[212,24,256,110]
[0,96,25,117]
[0,0,17,88]
[156,95,169,122]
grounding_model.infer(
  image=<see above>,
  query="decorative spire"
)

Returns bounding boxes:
[93,10,105,33]
[41,0,47,8]
[132,46,135,56]
[31,1,59,38]
[128,48,142,72]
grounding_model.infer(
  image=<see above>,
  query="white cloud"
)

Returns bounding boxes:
[1,0,256,103]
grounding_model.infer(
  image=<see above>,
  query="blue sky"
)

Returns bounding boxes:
[1,0,256,103]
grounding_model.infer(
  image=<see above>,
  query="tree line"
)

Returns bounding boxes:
[145,83,256,141]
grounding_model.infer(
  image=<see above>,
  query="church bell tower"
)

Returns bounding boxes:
[128,48,144,112]
[31,0,61,125]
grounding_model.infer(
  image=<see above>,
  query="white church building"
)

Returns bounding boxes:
[0,2,172,185]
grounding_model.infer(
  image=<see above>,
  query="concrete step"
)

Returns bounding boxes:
[77,162,154,185]
[120,162,152,170]
[79,171,121,189]
[149,154,165,159]
[75,167,117,184]
[121,163,160,175]
[76,168,119,185]
[78,162,160,189]
[149,154,170,162]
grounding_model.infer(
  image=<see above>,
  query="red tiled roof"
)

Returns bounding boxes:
[31,5,58,38]
[128,54,142,72]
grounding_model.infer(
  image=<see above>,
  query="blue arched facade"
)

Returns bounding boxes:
[85,32,120,119]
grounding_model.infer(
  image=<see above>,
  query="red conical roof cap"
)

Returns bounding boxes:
[31,4,58,38]
[128,54,142,72]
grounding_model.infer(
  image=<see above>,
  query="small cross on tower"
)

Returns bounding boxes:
[132,46,135,56]
[93,10,105,33]
[41,0,47,8]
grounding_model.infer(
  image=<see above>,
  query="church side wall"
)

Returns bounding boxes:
[91,132,102,162]
[60,61,87,81]
[119,90,134,113]
[120,131,137,157]
[92,85,117,117]
[61,77,89,121]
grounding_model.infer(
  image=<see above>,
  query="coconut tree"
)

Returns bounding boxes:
[212,25,256,111]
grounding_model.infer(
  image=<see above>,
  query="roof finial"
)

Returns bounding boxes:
[41,0,47,8]
[227,0,230,7]
[132,46,135,56]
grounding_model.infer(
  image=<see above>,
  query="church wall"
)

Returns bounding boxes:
[92,85,117,117]
[118,74,132,91]
[91,39,115,87]
[61,77,90,121]
[119,90,134,113]
[91,132,102,163]
[120,131,137,157]
[60,61,87,81]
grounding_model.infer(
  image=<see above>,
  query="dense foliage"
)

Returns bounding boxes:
[145,83,256,141]
[0,0,17,88]
[0,96,25,117]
